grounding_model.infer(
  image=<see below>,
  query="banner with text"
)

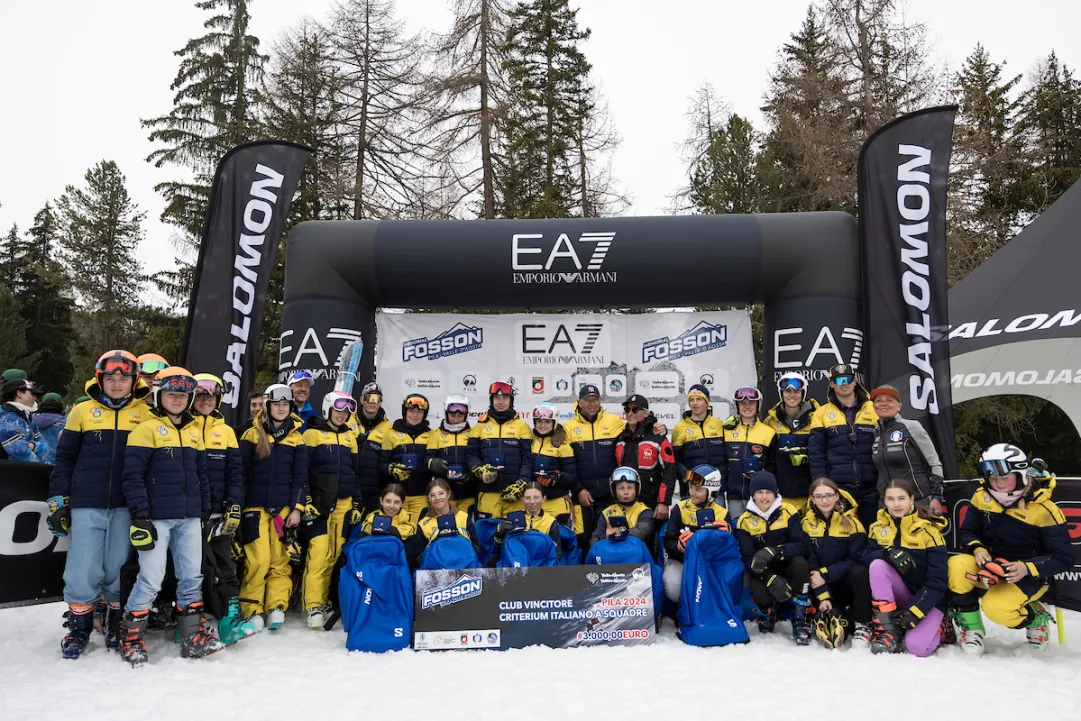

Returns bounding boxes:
[0,461,67,608]
[375,311,756,427]
[413,564,655,650]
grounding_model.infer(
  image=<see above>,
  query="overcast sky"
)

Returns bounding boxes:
[1,0,1077,304]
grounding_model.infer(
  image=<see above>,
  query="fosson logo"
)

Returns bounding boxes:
[420,573,483,609]
[642,321,727,363]
[403,323,483,362]
[511,232,617,284]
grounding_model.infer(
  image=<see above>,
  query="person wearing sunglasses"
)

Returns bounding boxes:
[380,393,437,523]
[763,372,820,510]
[672,383,726,500]
[0,378,50,463]
[467,382,533,520]
[189,373,255,646]
[47,350,153,659]
[721,386,776,519]
[869,384,946,515]
[947,443,1071,655]
[529,402,578,527]
[121,367,223,666]
[286,370,318,431]
[616,394,677,535]
[426,394,477,516]
[662,465,730,605]
[137,353,170,386]
[808,364,879,531]
[354,382,393,515]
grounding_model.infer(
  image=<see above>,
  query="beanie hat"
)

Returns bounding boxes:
[2,368,27,382]
[687,384,710,402]
[749,471,779,496]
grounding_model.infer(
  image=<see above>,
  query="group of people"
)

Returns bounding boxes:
[26,350,1073,665]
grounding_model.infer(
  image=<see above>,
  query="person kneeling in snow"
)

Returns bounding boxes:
[734,471,811,643]
[662,465,729,604]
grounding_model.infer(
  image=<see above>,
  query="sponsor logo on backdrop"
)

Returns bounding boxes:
[635,372,679,395]
[403,323,483,362]
[951,369,1081,388]
[402,374,443,393]
[949,309,1081,340]
[532,377,545,393]
[421,574,484,609]
[700,374,714,388]
[642,321,727,363]
[519,322,610,366]
[511,232,617,284]
[772,326,864,380]
[278,327,364,384]
[607,375,625,395]
[555,378,570,391]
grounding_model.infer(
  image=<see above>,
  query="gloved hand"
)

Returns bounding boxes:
[765,574,793,602]
[707,519,730,532]
[494,521,517,543]
[426,457,449,479]
[886,547,917,577]
[965,558,1008,588]
[474,465,499,484]
[302,495,321,521]
[130,511,157,551]
[501,479,527,502]
[283,528,303,566]
[721,415,739,430]
[751,546,781,575]
[204,516,224,542]
[389,463,411,482]
[677,529,694,553]
[535,470,561,487]
[222,504,242,536]
[895,607,921,630]
[789,453,808,467]
[46,495,71,537]
[231,538,244,560]
[346,502,364,529]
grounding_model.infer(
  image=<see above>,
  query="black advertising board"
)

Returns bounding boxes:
[0,461,67,607]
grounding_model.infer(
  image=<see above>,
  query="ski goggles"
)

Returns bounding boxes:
[362,392,382,403]
[330,396,358,414]
[978,459,1016,479]
[734,387,762,401]
[195,379,222,396]
[446,403,469,415]
[98,356,139,377]
[287,370,313,386]
[404,396,429,410]
[611,467,640,484]
[489,381,513,396]
[532,405,557,420]
[684,466,721,487]
[139,359,169,375]
[157,375,197,394]
[779,377,806,392]
[833,375,854,386]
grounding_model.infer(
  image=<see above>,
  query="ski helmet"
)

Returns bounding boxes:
[152,367,197,412]
[193,373,225,409]
[532,402,558,424]
[263,383,293,416]
[609,466,641,499]
[444,393,470,416]
[95,350,140,387]
[777,372,808,403]
[489,381,514,407]
[402,393,430,420]
[361,382,383,403]
[322,390,358,421]
[978,443,1029,488]
[137,353,169,379]
[685,464,722,499]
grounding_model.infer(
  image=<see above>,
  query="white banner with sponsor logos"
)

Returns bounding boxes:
[374,311,756,430]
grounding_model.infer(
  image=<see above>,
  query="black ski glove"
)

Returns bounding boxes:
[129,511,157,551]
[895,607,921,630]
[494,521,517,544]
[887,547,918,578]
[751,546,784,575]
[765,574,793,603]
[427,457,449,479]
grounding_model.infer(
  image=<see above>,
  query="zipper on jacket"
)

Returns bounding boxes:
[107,407,120,509]
[177,419,187,519]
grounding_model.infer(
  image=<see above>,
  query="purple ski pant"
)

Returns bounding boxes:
[868,559,943,657]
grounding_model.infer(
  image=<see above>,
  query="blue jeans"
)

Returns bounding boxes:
[63,507,131,605]
[125,518,204,613]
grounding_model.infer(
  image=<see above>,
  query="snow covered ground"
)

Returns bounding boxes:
[2,602,1079,721]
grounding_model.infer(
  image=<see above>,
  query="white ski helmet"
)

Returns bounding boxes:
[977,443,1029,487]
[444,393,470,415]
[322,390,357,421]
[263,383,293,414]
[777,371,808,403]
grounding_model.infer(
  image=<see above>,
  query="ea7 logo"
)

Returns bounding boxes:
[279,327,364,379]
[512,232,617,284]
[642,321,727,363]
[402,323,483,362]
[773,326,863,371]
[521,323,604,354]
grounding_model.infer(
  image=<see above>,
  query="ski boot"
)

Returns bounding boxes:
[218,598,257,645]
[1025,602,1051,653]
[755,605,777,634]
[120,610,150,667]
[93,598,107,635]
[951,607,986,657]
[814,609,848,649]
[870,601,903,654]
[306,604,328,630]
[268,607,286,631]
[177,602,225,659]
[939,614,957,645]
[146,600,176,632]
[791,595,812,646]
[851,622,872,650]
[61,603,95,659]
[247,614,266,633]
[104,604,123,651]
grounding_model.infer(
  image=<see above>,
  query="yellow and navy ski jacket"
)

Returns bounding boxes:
[518,511,563,559]
[379,419,433,496]
[426,422,475,500]
[672,410,726,494]
[562,405,625,501]
[959,476,1073,595]
[792,490,867,583]
[862,508,949,615]
[303,417,359,503]
[763,399,819,499]
[808,387,878,497]
[239,414,309,511]
[123,411,210,520]
[663,497,729,562]
[466,411,533,492]
[49,381,153,509]
[734,500,803,567]
[416,508,474,544]
[592,501,654,545]
[361,509,417,541]
[354,408,392,497]
[531,430,578,499]
[722,420,776,501]
[191,411,244,509]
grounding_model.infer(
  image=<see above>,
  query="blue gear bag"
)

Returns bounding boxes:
[497,530,559,568]
[419,534,479,571]
[677,529,749,646]
[586,536,663,617]
[339,535,412,652]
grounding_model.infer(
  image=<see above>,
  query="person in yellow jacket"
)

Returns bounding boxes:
[301,390,360,630]
[426,394,475,514]
[672,384,726,499]
[237,384,309,632]
[466,382,533,520]
[720,386,776,519]
[530,402,577,528]
[380,393,435,523]
[353,382,393,514]
[661,465,730,604]
[488,482,563,565]
[360,483,417,541]
[591,467,655,546]
[763,372,819,510]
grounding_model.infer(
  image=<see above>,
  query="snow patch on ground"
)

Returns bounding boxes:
[3,602,1079,721]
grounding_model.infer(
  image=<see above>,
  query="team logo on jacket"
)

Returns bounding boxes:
[879,527,890,538]
[828,412,837,420]
[730,430,739,439]
[90,407,102,418]
[402,323,483,362]
[751,444,763,454]
[486,424,494,433]
[157,426,169,436]
[421,573,483,609]
[750,517,759,527]
[641,321,727,363]
[574,427,582,436]
[890,430,904,442]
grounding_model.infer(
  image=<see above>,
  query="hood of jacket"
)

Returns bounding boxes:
[766,398,819,431]
[34,411,66,430]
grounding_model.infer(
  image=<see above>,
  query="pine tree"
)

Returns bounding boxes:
[689,114,760,215]
[0,285,36,374]
[142,0,267,304]
[0,224,23,295]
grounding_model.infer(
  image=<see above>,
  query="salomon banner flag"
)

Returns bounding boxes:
[858,107,959,477]
[181,141,311,426]
[0,461,67,608]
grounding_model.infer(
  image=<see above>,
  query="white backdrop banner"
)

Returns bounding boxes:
[374,311,756,430]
